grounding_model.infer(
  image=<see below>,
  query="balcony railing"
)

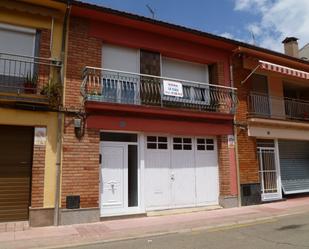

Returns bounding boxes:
[81,67,237,114]
[0,52,61,104]
[248,92,309,121]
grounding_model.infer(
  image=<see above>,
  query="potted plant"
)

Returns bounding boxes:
[88,89,102,101]
[24,73,38,94]
[40,78,62,108]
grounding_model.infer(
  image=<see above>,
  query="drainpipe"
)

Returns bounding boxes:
[229,55,241,207]
[54,1,71,226]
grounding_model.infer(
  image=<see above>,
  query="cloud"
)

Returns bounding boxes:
[234,0,309,52]
[234,0,271,12]
[220,32,234,39]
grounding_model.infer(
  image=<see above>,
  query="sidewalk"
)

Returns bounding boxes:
[1,197,309,249]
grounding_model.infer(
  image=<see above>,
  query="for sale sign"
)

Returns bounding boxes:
[163,80,183,97]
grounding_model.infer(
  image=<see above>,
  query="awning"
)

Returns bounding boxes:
[259,60,309,80]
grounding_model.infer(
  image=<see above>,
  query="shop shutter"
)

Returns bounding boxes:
[279,140,309,194]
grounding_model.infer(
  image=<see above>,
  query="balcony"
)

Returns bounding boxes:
[0,52,61,106]
[248,92,309,121]
[81,67,237,114]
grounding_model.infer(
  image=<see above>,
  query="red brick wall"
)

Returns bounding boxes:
[31,142,46,208]
[233,56,259,184]
[61,17,102,208]
[37,29,51,92]
[65,17,102,108]
[218,135,237,196]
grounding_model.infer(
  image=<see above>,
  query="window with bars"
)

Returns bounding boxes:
[147,136,168,149]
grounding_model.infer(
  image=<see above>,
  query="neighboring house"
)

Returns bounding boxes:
[59,1,239,225]
[0,1,66,226]
[233,38,309,205]
[299,43,309,61]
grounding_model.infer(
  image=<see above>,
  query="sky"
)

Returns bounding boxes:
[84,0,309,53]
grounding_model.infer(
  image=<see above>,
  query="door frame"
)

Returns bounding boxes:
[99,131,143,217]
[257,139,282,201]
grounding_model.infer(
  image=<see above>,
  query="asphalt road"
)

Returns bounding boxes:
[66,212,309,249]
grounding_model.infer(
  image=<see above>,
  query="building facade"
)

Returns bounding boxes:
[0,0,66,226]
[234,39,309,205]
[59,1,239,224]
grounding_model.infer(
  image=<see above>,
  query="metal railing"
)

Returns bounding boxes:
[0,52,61,96]
[248,92,309,121]
[81,67,237,114]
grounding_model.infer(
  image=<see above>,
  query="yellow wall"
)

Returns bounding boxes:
[0,1,66,208]
[0,108,58,207]
[0,2,64,59]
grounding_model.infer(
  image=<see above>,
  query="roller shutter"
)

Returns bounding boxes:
[279,140,309,194]
[0,125,33,222]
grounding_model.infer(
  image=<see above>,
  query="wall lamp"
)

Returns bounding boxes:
[74,115,85,139]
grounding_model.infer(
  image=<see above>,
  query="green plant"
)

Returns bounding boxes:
[41,78,62,108]
[24,73,38,93]
[89,89,102,96]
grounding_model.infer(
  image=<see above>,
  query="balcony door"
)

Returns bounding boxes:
[0,23,36,93]
[251,74,271,116]
[101,44,140,104]
[161,57,210,105]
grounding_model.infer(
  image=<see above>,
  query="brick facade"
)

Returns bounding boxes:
[37,29,51,92]
[31,142,46,208]
[218,135,232,196]
[217,135,238,199]
[61,16,237,210]
[233,55,259,184]
[61,17,102,208]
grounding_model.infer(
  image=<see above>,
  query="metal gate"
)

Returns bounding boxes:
[257,146,281,201]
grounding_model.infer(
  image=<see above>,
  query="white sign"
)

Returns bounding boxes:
[34,127,47,146]
[163,80,183,97]
[228,135,235,148]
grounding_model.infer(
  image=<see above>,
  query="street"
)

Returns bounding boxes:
[67,212,309,249]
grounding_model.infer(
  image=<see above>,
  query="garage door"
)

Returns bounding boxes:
[145,135,218,210]
[279,140,309,194]
[0,125,33,222]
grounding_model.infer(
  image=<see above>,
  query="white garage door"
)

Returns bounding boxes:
[145,135,218,210]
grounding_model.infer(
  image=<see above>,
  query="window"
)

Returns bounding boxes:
[147,136,168,149]
[197,138,214,151]
[173,137,192,150]
[100,132,137,142]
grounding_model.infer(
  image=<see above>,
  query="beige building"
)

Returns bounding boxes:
[299,43,309,61]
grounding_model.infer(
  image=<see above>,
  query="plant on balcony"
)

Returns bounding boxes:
[40,77,62,108]
[24,73,38,94]
[88,89,102,101]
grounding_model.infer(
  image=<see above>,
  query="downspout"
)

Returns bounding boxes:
[229,55,241,207]
[54,1,71,226]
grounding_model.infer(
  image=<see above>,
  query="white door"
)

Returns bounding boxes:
[144,135,219,210]
[100,143,128,215]
[144,136,171,209]
[195,138,219,205]
[171,137,196,207]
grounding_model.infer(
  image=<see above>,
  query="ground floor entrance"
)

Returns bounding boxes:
[0,125,34,222]
[99,132,219,217]
[256,138,309,202]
